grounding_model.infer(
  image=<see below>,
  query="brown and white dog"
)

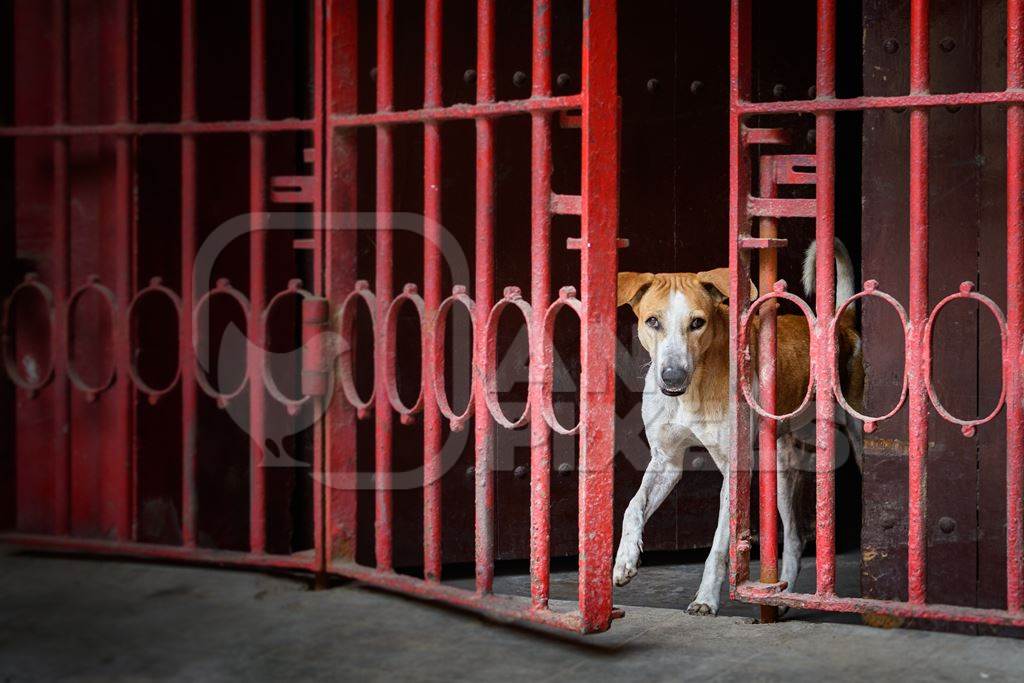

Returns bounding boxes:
[613,240,864,615]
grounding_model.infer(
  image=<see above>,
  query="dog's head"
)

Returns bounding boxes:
[618,269,755,397]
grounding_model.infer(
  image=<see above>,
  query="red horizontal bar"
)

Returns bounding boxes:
[739,237,789,250]
[328,560,623,633]
[329,95,583,128]
[734,583,1024,628]
[743,127,793,145]
[0,533,317,570]
[747,197,816,218]
[0,119,315,138]
[738,89,1024,115]
[550,193,582,215]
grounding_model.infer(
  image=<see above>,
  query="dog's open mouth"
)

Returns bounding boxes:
[660,386,687,397]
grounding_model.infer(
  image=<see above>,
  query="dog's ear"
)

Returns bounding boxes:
[618,272,654,310]
[697,268,757,304]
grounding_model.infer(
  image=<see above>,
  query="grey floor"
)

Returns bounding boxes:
[2,546,1023,682]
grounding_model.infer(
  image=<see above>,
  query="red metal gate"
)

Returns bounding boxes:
[729,0,1024,628]
[0,0,621,634]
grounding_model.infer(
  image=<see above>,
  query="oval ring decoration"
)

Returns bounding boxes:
[924,281,1007,438]
[738,280,817,421]
[830,280,909,434]
[2,273,56,395]
[540,286,582,436]
[337,280,377,419]
[193,278,251,408]
[126,277,183,404]
[382,283,426,425]
[483,286,533,429]
[262,279,315,416]
[432,285,476,432]
[66,275,118,402]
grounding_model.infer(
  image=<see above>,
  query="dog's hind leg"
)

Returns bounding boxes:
[777,433,806,592]
[613,446,683,587]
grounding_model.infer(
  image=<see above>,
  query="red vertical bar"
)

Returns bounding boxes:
[311,0,326,576]
[907,0,930,606]
[51,0,70,536]
[112,0,134,541]
[757,160,779,619]
[579,0,618,633]
[248,0,267,555]
[374,0,395,572]
[813,0,837,597]
[728,0,754,595]
[422,0,443,583]
[180,0,198,548]
[323,0,359,565]
[474,0,496,595]
[528,0,552,610]
[1006,0,1024,615]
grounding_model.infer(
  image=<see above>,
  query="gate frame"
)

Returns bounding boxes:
[728,0,1024,628]
[0,0,622,635]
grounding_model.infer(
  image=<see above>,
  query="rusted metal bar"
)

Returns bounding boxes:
[422,0,443,583]
[330,559,623,632]
[578,0,618,634]
[1,532,316,570]
[757,157,780,623]
[113,0,134,541]
[1007,0,1024,615]
[374,0,395,572]
[746,197,816,218]
[0,120,316,137]
[323,0,360,565]
[728,0,755,596]
[474,0,496,595]
[180,0,198,548]
[528,0,553,611]
[907,0,930,606]
[248,0,268,555]
[737,90,1024,115]
[734,583,1024,628]
[812,0,837,597]
[51,0,70,537]
[310,0,326,577]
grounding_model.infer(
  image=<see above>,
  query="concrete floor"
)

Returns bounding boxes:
[2,547,1023,681]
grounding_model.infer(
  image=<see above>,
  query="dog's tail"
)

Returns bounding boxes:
[802,238,855,311]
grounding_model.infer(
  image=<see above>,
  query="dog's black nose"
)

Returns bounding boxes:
[661,365,687,387]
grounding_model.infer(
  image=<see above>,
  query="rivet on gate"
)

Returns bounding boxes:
[691,455,706,470]
[556,73,571,89]
[369,66,378,82]
[514,465,528,480]
[883,38,899,54]
[557,462,572,477]
[938,517,957,534]
[646,78,660,93]
[881,513,897,530]
[806,129,816,146]
[807,85,816,99]
[512,71,528,87]
[690,80,704,94]
[939,36,956,53]
[465,466,475,480]
[463,68,476,84]
[772,83,786,99]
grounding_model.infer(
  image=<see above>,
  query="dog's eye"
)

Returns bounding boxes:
[645,316,660,330]
[689,318,706,331]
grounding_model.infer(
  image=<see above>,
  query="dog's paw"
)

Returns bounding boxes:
[613,540,641,587]
[686,600,719,616]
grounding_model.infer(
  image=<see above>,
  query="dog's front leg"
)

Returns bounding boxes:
[613,447,682,587]
[688,475,729,615]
